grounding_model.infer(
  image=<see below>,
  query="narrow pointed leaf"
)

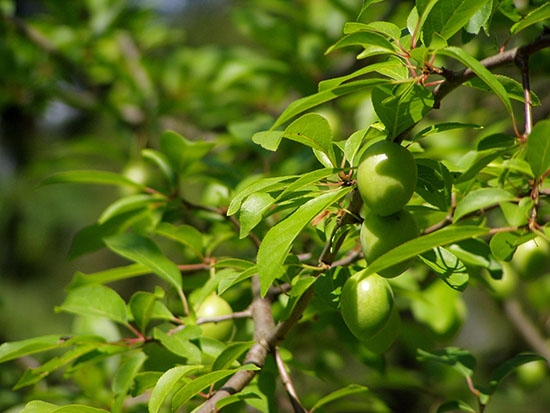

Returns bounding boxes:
[39,170,145,189]
[68,263,151,289]
[490,353,546,392]
[511,3,550,35]
[0,335,67,363]
[149,365,203,413]
[453,188,515,222]
[364,225,490,277]
[310,384,369,412]
[104,233,182,289]
[437,47,514,121]
[257,188,351,296]
[527,120,550,178]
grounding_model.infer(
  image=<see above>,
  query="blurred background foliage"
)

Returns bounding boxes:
[1,0,549,411]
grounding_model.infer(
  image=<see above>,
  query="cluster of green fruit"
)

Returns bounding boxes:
[340,140,419,351]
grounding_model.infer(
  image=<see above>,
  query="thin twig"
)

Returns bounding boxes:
[274,346,307,413]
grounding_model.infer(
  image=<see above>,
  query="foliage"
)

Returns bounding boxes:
[1,0,550,412]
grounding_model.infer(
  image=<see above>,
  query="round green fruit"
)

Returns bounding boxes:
[363,305,401,354]
[357,140,417,216]
[517,360,548,388]
[340,271,394,341]
[512,236,550,280]
[196,294,234,341]
[360,209,419,278]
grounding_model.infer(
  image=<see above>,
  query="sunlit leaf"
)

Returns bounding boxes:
[511,3,550,35]
[364,226,490,277]
[417,347,476,378]
[56,284,128,324]
[104,233,182,289]
[149,365,203,413]
[527,120,550,178]
[257,188,351,296]
[454,188,515,222]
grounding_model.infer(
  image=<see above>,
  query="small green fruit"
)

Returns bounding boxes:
[517,360,548,388]
[512,236,550,280]
[196,294,234,341]
[340,271,394,341]
[363,306,401,354]
[360,209,419,277]
[357,140,417,216]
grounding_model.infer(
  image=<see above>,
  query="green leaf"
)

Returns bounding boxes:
[282,113,336,166]
[415,122,482,140]
[212,341,255,371]
[39,170,145,190]
[325,31,396,58]
[364,225,490,277]
[68,263,151,289]
[15,343,99,389]
[420,247,469,291]
[0,335,67,363]
[172,365,260,409]
[455,148,512,183]
[270,78,389,130]
[98,193,166,224]
[310,384,369,412]
[372,83,434,138]
[104,233,182,289]
[423,0,489,45]
[142,148,177,188]
[437,400,476,412]
[20,401,109,413]
[56,285,128,324]
[465,0,492,35]
[228,175,298,216]
[129,291,173,333]
[511,3,550,35]
[489,353,546,392]
[154,328,202,363]
[453,188,515,222]
[466,75,541,106]
[149,365,203,413]
[416,159,454,211]
[417,347,476,378]
[527,120,550,178]
[344,21,402,41]
[112,351,147,412]
[437,47,514,121]
[160,130,215,175]
[276,168,339,202]
[489,231,520,261]
[155,222,205,257]
[239,192,275,238]
[257,188,351,296]
[319,61,404,91]
[500,198,533,227]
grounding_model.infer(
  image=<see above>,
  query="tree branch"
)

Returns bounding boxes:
[433,30,550,109]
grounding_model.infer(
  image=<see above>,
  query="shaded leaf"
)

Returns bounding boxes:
[160,130,215,175]
[416,159,453,211]
[420,247,469,291]
[39,170,145,190]
[490,353,546,392]
[417,347,476,378]
[212,341,255,371]
[437,400,476,412]
[155,222,205,257]
[98,194,166,224]
[310,384,369,412]
[489,231,520,261]
[239,192,275,238]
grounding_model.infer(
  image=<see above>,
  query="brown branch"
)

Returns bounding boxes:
[433,30,550,109]
[274,346,306,413]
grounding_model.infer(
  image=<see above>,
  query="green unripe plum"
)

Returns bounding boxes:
[484,262,518,299]
[363,305,401,354]
[340,271,394,341]
[512,236,550,280]
[357,140,417,216]
[517,360,548,388]
[360,209,419,278]
[196,294,234,341]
